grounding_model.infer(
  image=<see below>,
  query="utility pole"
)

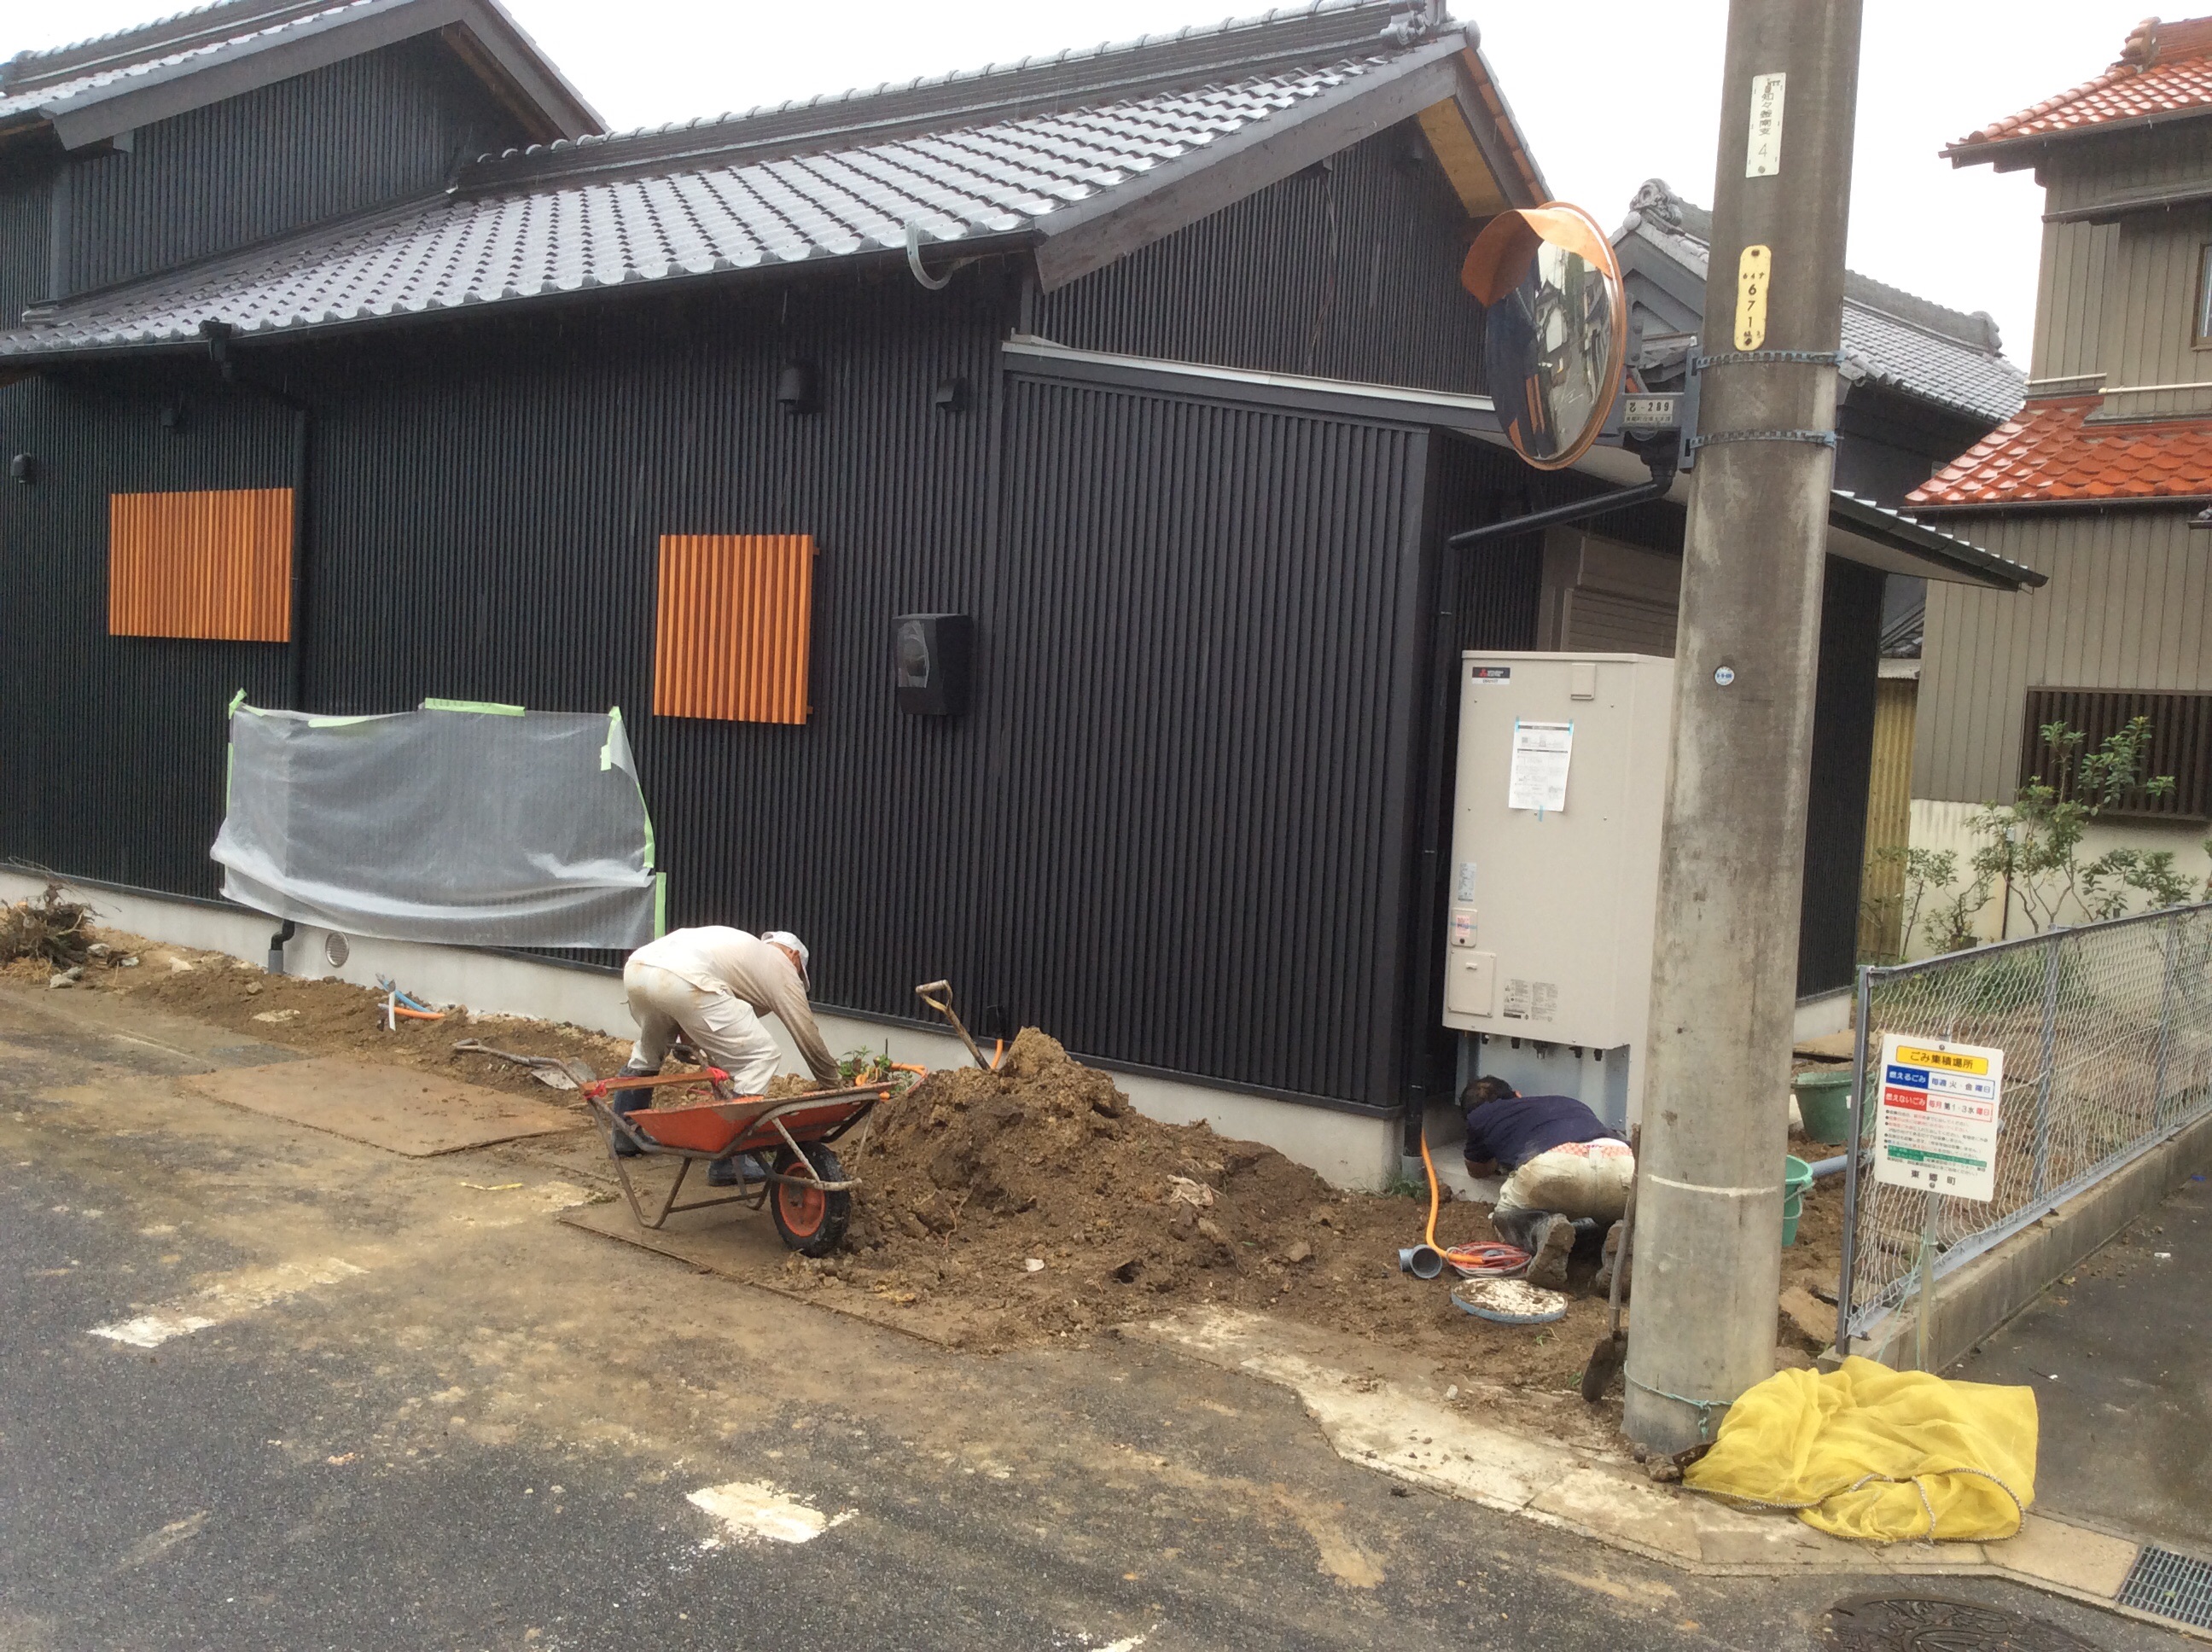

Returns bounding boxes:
[1623,0,1864,1452]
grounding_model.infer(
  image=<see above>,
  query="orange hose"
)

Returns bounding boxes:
[1418,1128,1441,1250]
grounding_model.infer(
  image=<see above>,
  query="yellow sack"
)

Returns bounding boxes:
[1682,1357,2037,1542]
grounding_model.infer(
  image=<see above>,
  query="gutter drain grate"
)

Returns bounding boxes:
[2118,1544,2212,1631]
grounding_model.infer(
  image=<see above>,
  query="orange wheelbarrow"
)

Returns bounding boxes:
[580,1067,917,1255]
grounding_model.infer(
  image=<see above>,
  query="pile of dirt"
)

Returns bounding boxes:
[809,1028,1615,1385]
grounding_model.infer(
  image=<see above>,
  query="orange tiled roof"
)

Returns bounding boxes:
[1908,396,2212,507]
[1948,15,2212,157]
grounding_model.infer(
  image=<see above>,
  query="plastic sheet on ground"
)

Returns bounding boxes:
[212,697,661,948]
[1682,1356,2038,1542]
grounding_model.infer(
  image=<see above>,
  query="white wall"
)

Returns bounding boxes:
[1,871,1400,1190]
[1901,798,2212,956]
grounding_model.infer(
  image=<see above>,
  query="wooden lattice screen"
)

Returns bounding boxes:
[108,488,293,641]
[2020,686,2212,820]
[653,534,814,723]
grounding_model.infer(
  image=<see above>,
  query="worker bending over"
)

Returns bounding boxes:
[611,926,840,1184]
[1460,1076,1633,1290]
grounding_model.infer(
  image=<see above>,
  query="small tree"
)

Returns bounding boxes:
[1969,717,2197,935]
[1880,718,2209,956]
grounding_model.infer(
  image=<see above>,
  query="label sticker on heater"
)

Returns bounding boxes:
[1507,719,1573,813]
[1469,665,1511,682]
[1872,1032,2003,1203]
[1455,861,1478,904]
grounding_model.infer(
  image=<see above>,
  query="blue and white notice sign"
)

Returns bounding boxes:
[1872,1032,2005,1203]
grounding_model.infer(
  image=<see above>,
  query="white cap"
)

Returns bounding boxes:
[762,930,810,985]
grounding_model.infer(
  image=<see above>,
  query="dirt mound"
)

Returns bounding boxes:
[818,1028,1606,1384]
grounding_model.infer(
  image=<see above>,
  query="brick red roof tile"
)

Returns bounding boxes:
[1907,396,2212,507]
[1948,15,2212,156]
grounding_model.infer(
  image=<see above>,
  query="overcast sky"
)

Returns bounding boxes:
[2,0,2159,366]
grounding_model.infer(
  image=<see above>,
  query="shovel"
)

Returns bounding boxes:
[914,980,995,1070]
[1580,1126,1641,1403]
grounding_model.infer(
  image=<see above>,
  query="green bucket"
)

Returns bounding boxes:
[1782,1155,1813,1247]
[1792,1068,1855,1143]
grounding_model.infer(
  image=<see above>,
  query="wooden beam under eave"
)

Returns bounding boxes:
[1417,100,1511,218]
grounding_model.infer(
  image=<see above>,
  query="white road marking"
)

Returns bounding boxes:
[687,1480,853,1546]
[90,1258,367,1348]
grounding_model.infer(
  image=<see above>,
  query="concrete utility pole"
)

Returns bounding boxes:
[1623,0,1864,1452]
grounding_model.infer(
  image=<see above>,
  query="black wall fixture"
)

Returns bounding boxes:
[894,612,973,716]
[933,375,970,413]
[8,453,35,484]
[776,362,818,414]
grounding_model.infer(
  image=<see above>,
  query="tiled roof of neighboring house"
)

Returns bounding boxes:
[0,0,599,148]
[1615,181,2024,425]
[0,1,1528,360]
[1946,15,2212,161]
[1906,396,2212,507]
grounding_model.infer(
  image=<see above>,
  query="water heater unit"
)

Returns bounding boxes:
[1441,651,1672,1120]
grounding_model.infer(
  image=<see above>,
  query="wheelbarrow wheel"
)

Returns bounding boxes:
[770,1144,849,1257]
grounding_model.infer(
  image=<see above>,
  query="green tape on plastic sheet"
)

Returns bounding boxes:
[307,715,382,728]
[655,871,667,939]
[420,697,525,716]
[226,688,247,720]
[601,706,623,771]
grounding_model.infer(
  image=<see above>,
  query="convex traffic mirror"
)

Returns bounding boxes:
[1460,203,1626,471]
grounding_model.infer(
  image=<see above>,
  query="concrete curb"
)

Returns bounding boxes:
[1130,1305,2208,1641]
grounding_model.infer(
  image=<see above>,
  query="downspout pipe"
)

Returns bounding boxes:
[266,919,297,976]
[199,319,311,710]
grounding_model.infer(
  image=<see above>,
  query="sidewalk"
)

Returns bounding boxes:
[1956,1172,2212,1620]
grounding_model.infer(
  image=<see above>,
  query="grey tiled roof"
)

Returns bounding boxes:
[3,0,377,123]
[1618,181,2026,428]
[0,2,1462,357]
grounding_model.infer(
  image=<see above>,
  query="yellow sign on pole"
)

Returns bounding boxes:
[1734,245,1771,350]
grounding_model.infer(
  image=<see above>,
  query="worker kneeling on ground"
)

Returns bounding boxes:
[610,927,841,1186]
[1461,1076,1633,1291]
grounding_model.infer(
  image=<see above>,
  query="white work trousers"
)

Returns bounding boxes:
[624,960,783,1096]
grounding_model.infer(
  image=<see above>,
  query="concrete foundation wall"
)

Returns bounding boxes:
[3,872,1400,1191]
[1847,1105,2212,1373]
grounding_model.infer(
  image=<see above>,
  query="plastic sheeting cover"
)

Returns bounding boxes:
[212,699,661,948]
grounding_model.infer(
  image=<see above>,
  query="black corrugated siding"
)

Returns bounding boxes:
[0,163,51,329]
[987,376,1428,1104]
[0,366,296,890]
[1034,124,1488,395]
[62,36,528,298]
[1799,556,1882,995]
[289,274,1013,1029]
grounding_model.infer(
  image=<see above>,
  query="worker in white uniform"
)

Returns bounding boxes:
[609,927,841,1184]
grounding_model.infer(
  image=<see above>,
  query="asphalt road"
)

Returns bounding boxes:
[0,982,2180,1652]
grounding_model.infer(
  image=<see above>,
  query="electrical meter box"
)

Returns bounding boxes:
[1441,652,1673,1114]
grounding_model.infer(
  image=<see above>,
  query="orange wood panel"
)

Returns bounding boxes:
[653,534,814,724]
[108,488,293,642]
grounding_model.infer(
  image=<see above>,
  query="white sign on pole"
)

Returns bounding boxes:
[1871,1033,2005,1203]
[1506,719,1572,814]
[1746,72,1786,177]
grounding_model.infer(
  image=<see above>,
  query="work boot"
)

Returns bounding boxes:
[1527,1214,1575,1289]
[707,1153,766,1188]
[607,1064,657,1156]
[1593,1219,1631,1296]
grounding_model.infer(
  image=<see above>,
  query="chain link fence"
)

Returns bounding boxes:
[1837,901,2212,1347]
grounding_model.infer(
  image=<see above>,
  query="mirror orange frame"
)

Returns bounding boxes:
[1460,202,1627,473]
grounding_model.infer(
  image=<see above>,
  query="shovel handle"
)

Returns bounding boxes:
[914,980,993,1070]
